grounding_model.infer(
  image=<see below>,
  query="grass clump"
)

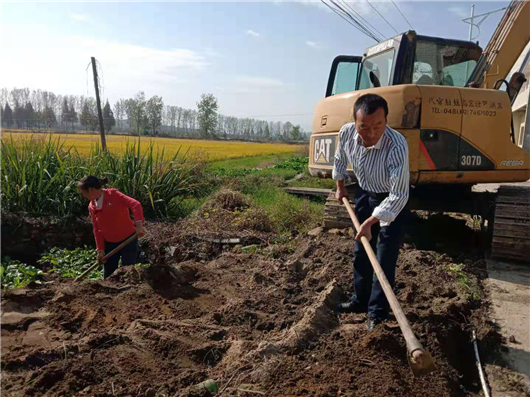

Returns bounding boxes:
[202,189,251,212]
[233,207,273,232]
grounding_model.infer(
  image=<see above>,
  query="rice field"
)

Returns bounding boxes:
[2,132,304,161]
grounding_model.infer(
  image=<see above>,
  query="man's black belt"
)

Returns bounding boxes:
[366,191,389,200]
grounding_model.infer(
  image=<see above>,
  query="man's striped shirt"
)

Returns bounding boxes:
[332,123,410,226]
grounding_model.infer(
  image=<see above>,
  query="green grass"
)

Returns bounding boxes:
[208,152,295,171]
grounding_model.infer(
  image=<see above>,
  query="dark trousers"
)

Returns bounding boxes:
[104,234,139,279]
[351,187,408,321]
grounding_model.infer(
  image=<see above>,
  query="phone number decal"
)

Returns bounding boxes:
[431,107,497,117]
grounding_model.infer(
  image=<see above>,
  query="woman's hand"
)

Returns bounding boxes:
[97,250,106,263]
[135,221,146,238]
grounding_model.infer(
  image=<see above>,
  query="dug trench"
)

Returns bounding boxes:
[1,201,504,396]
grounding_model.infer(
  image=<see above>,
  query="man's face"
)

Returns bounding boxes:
[355,107,387,147]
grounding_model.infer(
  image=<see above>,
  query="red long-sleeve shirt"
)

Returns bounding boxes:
[88,189,144,251]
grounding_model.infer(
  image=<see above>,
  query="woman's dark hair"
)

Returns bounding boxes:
[353,94,389,120]
[77,176,108,191]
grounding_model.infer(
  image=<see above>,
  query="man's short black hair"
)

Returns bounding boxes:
[353,94,389,120]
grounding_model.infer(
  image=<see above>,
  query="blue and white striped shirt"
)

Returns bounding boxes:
[332,123,410,226]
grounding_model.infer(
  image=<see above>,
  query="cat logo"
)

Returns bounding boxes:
[313,137,336,165]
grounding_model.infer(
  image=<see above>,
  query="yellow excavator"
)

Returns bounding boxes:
[309,0,530,261]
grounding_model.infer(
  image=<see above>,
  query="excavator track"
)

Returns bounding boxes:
[324,192,354,229]
[491,185,530,262]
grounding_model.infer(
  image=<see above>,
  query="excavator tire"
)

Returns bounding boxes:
[491,185,530,262]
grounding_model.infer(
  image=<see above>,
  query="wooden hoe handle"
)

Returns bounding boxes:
[75,234,138,282]
[341,198,425,357]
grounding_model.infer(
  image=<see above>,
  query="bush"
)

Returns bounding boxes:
[1,257,44,290]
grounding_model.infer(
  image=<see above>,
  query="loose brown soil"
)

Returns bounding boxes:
[1,217,501,397]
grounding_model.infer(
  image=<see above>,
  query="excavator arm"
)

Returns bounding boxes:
[468,0,530,89]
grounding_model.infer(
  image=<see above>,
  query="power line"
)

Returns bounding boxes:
[85,62,91,97]
[96,59,105,104]
[321,0,382,42]
[339,0,386,40]
[365,0,399,35]
[247,113,313,118]
[391,0,413,30]
[331,0,382,41]
[321,0,374,41]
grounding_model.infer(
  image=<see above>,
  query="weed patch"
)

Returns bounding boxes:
[1,258,44,290]
[39,247,102,280]
[443,263,482,301]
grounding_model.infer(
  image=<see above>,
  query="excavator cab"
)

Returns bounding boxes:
[326,31,483,99]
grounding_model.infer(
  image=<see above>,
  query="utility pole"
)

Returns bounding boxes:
[465,4,475,80]
[468,4,475,41]
[91,56,107,151]
[462,4,508,42]
[462,4,507,83]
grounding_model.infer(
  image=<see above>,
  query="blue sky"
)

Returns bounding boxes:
[1,1,509,130]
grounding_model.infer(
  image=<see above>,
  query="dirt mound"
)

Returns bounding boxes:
[143,191,276,264]
[2,231,497,396]
[202,189,251,212]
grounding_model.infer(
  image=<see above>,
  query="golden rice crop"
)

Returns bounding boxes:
[2,132,303,161]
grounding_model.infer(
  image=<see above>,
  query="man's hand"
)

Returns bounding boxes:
[97,250,106,263]
[135,221,146,238]
[355,216,379,242]
[335,180,349,203]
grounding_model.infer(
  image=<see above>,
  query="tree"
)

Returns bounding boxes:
[13,102,25,129]
[67,103,78,130]
[197,93,218,138]
[290,125,302,141]
[42,106,56,129]
[103,100,116,133]
[61,98,70,127]
[263,122,271,140]
[24,102,35,129]
[166,105,178,135]
[4,103,14,128]
[113,99,126,131]
[79,101,97,132]
[146,95,163,135]
[128,92,147,136]
[282,121,293,141]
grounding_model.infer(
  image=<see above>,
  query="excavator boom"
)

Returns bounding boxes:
[469,0,530,89]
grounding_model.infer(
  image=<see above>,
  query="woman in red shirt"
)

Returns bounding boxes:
[77,176,146,278]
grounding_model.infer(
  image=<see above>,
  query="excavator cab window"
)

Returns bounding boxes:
[325,55,362,97]
[413,38,481,86]
[358,49,396,90]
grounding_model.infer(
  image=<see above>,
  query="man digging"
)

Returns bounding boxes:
[333,94,410,332]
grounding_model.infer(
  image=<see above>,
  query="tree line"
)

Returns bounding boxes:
[0,88,309,142]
